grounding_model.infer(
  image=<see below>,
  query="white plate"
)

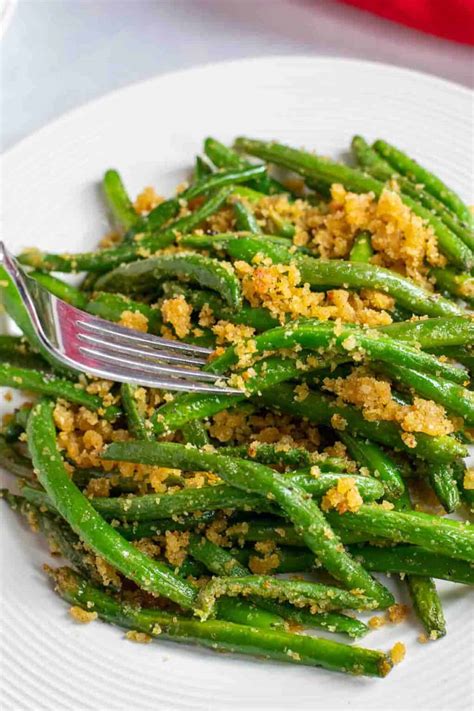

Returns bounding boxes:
[1,57,473,711]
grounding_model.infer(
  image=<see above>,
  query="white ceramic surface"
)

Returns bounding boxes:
[0,57,473,711]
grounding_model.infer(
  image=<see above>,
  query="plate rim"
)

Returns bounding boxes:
[2,55,472,162]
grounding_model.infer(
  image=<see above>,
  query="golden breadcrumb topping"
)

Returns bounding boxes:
[321,477,363,514]
[323,368,455,436]
[69,606,98,624]
[118,310,149,333]
[164,531,190,567]
[234,260,393,326]
[464,467,474,490]
[390,642,406,664]
[134,187,164,214]
[125,630,152,644]
[247,540,280,575]
[307,185,444,285]
[212,320,256,346]
[161,295,193,339]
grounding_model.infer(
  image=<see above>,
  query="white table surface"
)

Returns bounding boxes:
[1,0,473,152]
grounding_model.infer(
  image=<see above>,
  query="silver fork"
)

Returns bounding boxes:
[0,242,240,394]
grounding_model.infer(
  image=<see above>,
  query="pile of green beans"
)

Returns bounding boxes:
[2,133,473,680]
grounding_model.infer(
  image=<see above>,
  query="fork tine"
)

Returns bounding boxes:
[81,359,241,393]
[79,346,225,382]
[77,332,209,366]
[76,318,213,355]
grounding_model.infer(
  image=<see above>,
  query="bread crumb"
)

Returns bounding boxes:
[321,477,363,514]
[161,295,192,339]
[390,641,406,664]
[125,630,152,644]
[69,606,98,624]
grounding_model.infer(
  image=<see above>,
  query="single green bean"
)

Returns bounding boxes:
[350,544,474,585]
[326,505,474,561]
[0,363,120,420]
[96,252,242,309]
[197,575,379,621]
[426,462,460,513]
[232,200,262,233]
[120,383,152,440]
[406,576,446,639]
[28,272,88,309]
[431,267,474,306]
[219,444,349,472]
[103,169,144,232]
[349,231,373,263]
[338,432,406,499]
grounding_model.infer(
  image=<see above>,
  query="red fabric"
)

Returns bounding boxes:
[341,0,474,45]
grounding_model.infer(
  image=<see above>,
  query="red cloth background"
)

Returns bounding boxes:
[341,0,474,45]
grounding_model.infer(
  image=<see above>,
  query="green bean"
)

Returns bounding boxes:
[234,137,473,269]
[188,534,368,638]
[18,187,232,273]
[204,137,288,196]
[28,272,88,309]
[85,292,163,333]
[89,469,383,524]
[120,383,152,440]
[451,460,474,513]
[381,316,474,349]
[326,505,474,561]
[96,252,242,309]
[209,318,467,384]
[194,155,213,181]
[197,575,379,621]
[0,267,69,370]
[161,282,280,331]
[203,234,464,318]
[426,462,460,513]
[144,164,267,230]
[232,200,262,233]
[103,169,144,232]
[376,362,474,425]
[181,419,209,448]
[406,576,446,639]
[0,335,48,371]
[0,435,33,478]
[257,382,467,463]
[0,363,120,420]
[430,267,474,306]
[103,441,394,607]
[114,512,216,541]
[226,519,374,548]
[350,544,474,585]
[2,403,33,442]
[219,444,349,472]
[54,568,391,677]
[373,140,473,228]
[338,433,405,499]
[349,231,373,263]
[150,354,328,435]
[351,136,474,250]
[1,490,112,587]
[26,399,199,608]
